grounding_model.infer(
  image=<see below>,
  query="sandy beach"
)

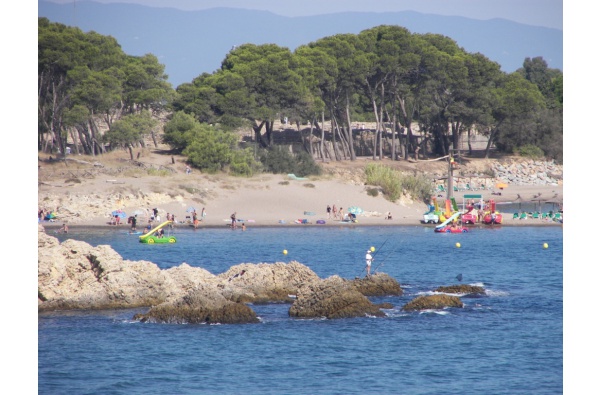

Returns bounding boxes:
[39,160,563,230]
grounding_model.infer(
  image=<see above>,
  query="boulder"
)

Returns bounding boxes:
[402,294,464,311]
[216,261,320,303]
[289,276,386,319]
[132,283,260,324]
[350,273,403,296]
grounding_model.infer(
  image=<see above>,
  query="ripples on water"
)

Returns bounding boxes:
[40,225,563,394]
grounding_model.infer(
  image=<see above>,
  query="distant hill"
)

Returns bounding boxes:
[38,1,562,88]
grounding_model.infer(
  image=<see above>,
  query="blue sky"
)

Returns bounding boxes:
[44,0,562,29]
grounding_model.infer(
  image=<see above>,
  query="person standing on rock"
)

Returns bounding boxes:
[365,249,373,277]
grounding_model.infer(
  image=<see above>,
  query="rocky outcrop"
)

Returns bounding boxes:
[288,276,387,319]
[402,294,464,311]
[351,273,404,296]
[132,283,260,324]
[38,225,170,311]
[434,285,485,295]
[216,262,320,303]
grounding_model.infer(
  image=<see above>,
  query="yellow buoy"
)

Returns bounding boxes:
[543,243,548,249]
[455,242,461,248]
[283,249,288,255]
[370,246,375,252]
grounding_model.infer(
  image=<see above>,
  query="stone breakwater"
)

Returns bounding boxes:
[491,159,562,186]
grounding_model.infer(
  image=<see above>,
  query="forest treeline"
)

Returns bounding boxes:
[38,17,563,176]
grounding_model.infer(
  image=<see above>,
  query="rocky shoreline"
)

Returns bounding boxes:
[38,225,483,321]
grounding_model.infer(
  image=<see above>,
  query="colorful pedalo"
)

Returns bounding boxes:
[435,225,468,233]
[483,213,502,225]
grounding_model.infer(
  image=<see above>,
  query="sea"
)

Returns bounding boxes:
[39,225,564,395]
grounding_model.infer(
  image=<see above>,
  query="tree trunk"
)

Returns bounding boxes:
[344,93,356,160]
[378,84,385,161]
[370,97,380,160]
[329,112,341,161]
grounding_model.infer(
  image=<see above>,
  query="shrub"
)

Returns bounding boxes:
[228,148,262,177]
[364,163,434,202]
[259,146,321,176]
[514,144,545,159]
[366,188,379,197]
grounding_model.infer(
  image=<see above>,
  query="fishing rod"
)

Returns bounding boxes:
[371,235,392,258]
[373,248,397,273]
[355,235,393,278]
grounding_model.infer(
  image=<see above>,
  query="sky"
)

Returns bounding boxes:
[45,0,563,29]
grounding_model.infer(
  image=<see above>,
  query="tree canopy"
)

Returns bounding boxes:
[39,18,562,167]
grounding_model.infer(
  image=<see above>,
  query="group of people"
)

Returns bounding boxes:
[326,205,346,220]
[229,212,246,230]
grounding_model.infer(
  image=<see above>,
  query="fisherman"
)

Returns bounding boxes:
[365,249,373,277]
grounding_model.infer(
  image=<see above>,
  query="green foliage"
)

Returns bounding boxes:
[103,112,158,149]
[365,164,402,201]
[514,144,545,159]
[183,130,237,173]
[366,188,379,197]
[365,163,434,202]
[228,148,262,177]
[398,173,435,203]
[258,146,322,176]
[162,111,201,152]
[259,146,296,174]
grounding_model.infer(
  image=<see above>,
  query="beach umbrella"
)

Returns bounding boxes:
[45,212,56,220]
[111,210,127,218]
[186,207,197,213]
[495,182,508,189]
[347,206,364,215]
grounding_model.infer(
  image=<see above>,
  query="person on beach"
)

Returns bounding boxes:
[332,205,337,219]
[131,215,137,231]
[58,223,68,233]
[339,207,344,221]
[327,205,331,219]
[365,249,373,277]
[231,212,237,229]
[201,207,206,221]
[193,211,199,229]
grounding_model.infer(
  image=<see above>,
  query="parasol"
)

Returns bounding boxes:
[347,206,364,215]
[111,210,127,218]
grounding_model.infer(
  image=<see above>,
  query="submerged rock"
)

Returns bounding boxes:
[402,294,464,311]
[434,284,485,295]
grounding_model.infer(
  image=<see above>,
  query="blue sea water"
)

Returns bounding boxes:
[39,225,563,395]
